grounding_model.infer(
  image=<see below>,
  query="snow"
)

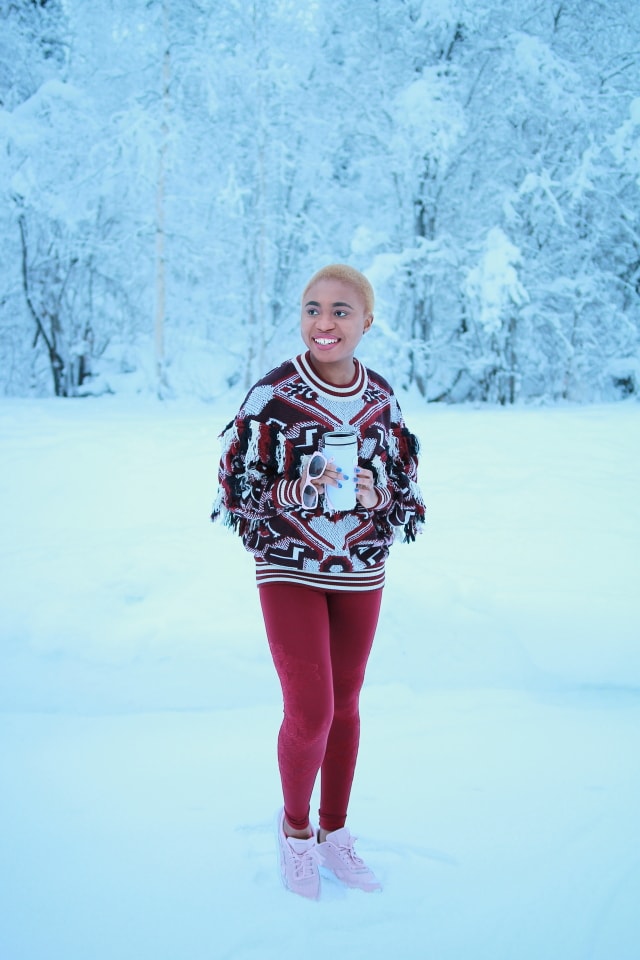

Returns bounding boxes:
[392,70,466,159]
[608,98,640,181]
[464,227,528,334]
[1,395,639,959]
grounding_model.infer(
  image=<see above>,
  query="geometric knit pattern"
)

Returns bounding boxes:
[211,352,425,579]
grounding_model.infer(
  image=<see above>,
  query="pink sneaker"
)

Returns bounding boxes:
[318,827,382,892]
[277,810,320,900]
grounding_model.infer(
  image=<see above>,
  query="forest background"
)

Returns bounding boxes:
[1,0,639,405]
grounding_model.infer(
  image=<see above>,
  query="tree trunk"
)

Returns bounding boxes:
[18,214,66,397]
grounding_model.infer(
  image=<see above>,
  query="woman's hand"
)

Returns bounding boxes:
[298,455,342,510]
[300,457,378,510]
[354,466,378,509]
[302,457,341,495]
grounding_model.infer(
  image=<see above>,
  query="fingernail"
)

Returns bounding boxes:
[338,483,343,488]
[342,474,349,480]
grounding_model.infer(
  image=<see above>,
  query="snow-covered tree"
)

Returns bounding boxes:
[0,0,638,402]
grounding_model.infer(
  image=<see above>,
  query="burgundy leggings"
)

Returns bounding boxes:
[259,582,383,834]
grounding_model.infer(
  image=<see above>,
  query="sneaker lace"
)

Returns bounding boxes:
[336,839,366,870]
[292,845,319,880]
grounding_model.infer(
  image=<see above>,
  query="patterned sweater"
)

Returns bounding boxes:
[211,351,425,590]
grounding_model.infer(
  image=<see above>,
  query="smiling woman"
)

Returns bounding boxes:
[211,264,425,900]
[301,267,374,386]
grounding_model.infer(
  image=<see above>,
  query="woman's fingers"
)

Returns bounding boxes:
[354,467,378,508]
[318,465,341,488]
[354,466,374,488]
[309,459,341,489]
[306,460,377,504]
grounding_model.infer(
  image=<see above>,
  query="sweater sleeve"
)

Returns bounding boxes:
[211,414,301,529]
[372,399,426,542]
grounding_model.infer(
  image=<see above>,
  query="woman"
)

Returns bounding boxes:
[212,264,424,899]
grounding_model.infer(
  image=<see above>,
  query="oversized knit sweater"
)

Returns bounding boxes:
[211,351,425,590]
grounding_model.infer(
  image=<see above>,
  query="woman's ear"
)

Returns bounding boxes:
[364,314,374,333]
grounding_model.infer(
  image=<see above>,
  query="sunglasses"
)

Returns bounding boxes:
[301,452,327,510]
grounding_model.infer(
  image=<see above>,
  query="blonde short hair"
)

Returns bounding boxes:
[302,264,374,316]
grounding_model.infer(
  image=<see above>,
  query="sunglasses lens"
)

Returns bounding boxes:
[308,454,325,479]
[302,483,318,509]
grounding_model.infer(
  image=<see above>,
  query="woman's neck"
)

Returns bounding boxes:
[306,353,357,387]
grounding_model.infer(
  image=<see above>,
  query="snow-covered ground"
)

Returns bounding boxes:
[1,395,639,960]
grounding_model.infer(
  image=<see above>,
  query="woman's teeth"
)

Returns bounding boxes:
[314,337,338,345]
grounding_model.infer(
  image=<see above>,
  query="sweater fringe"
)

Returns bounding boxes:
[211,503,246,536]
[402,512,425,543]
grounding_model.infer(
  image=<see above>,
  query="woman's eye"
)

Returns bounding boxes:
[335,310,348,318]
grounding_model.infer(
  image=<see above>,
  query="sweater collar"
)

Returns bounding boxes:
[293,351,367,399]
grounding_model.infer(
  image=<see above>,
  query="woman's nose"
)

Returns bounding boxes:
[316,311,335,328]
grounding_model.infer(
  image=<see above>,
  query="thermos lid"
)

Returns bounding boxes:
[322,430,358,446]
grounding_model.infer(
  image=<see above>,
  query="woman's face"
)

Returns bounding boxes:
[300,278,373,378]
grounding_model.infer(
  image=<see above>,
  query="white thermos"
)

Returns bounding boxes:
[322,430,358,511]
